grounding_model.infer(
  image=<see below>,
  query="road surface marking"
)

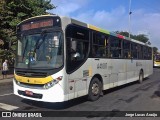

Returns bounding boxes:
[0,93,13,97]
[0,103,19,111]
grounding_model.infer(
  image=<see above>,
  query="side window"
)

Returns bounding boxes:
[92,32,109,58]
[66,25,89,73]
[137,45,143,59]
[110,36,122,58]
[70,39,88,61]
[148,47,152,60]
[144,47,152,60]
[131,43,138,59]
[143,46,151,60]
[123,40,131,59]
[143,47,146,59]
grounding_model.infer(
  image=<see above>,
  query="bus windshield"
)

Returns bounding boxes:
[16,31,63,69]
[155,54,160,62]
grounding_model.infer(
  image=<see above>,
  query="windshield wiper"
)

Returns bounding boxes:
[22,37,28,60]
[34,30,47,52]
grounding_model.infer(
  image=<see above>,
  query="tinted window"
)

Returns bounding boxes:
[66,25,89,73]
[123,40,131,59]
[144,47,152,60]
[66,25,89,40]
[148,47,152,60]
[131,43,138,59]
[92,32,109,58]
[137,45,143,59]
[110,36,122,58]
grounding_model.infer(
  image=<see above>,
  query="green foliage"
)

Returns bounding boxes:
[0,0,55,62]
[134,34,149,43]
[153,47,158,54]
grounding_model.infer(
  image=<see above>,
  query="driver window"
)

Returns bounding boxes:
[70,40,86,61]
[66,25,89,73]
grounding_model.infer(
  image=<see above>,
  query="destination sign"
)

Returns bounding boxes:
[21,19,54,31]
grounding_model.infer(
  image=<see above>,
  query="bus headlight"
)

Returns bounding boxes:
[43,76,63,89]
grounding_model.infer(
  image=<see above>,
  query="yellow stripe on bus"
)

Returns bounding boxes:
[14,74,53,84]
[88,24,100,31]
[155,61,160,65]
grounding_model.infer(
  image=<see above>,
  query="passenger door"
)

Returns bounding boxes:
[66,25,89,99]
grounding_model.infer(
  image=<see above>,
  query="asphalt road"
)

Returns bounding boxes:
[1,68,160,120]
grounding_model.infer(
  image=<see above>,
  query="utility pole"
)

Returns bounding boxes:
[129,0,132,38]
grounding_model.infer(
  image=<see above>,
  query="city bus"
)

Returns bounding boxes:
[154,54,160,67]
[14,15,153,102]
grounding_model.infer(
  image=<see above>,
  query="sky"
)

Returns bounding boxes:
[49,0,160,51]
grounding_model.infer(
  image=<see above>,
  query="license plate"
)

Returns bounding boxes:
[25,90,33,96]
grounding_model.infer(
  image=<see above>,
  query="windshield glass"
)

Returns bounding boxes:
[16,31,63,69]
[155,55,160,61]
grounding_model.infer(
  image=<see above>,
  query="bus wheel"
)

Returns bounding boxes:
[88,77,102,101]
[139,70,144,84]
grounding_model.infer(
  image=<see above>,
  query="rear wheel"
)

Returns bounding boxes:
[88,77,102,101]
[139,70,144,84]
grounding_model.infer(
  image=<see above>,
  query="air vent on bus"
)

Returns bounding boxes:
[16,71,47,78]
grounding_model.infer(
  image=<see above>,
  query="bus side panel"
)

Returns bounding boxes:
[144,60,153,78]
[116,59,127,86]
[91,58,111,90]
[68,59,92,100]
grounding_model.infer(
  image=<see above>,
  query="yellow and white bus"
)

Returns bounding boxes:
[14,15,153,102]
[154,54,160,67]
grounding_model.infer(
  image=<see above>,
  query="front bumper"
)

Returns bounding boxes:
[13,80,67,102]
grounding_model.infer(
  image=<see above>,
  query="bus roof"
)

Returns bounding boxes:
[19,14,151,47]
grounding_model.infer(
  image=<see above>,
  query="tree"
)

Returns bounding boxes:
[134,34,149,43]
[0,0,55,61]
[153,47,158,54]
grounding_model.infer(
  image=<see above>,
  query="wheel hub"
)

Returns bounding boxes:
[92,83,99,95]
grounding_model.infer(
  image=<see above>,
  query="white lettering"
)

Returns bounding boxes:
[125,113,134,117]
[146,113,157,117]
[12,112,27,117]
[135,113,145,117]
[28,113,42,117]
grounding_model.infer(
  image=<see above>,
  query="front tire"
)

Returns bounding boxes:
[88,77,102,101]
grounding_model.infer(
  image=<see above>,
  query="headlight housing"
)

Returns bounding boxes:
[43,76,63,89]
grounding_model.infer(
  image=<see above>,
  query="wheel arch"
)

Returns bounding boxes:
[87,74,104,101]
[138,68,144,84]
[140,68,144,77]
[90,74,103,89]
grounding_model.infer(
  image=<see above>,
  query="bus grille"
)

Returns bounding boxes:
[18,82,45,89]
[16,71,47,78]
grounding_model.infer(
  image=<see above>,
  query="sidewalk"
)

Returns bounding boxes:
[0,74,14,84]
